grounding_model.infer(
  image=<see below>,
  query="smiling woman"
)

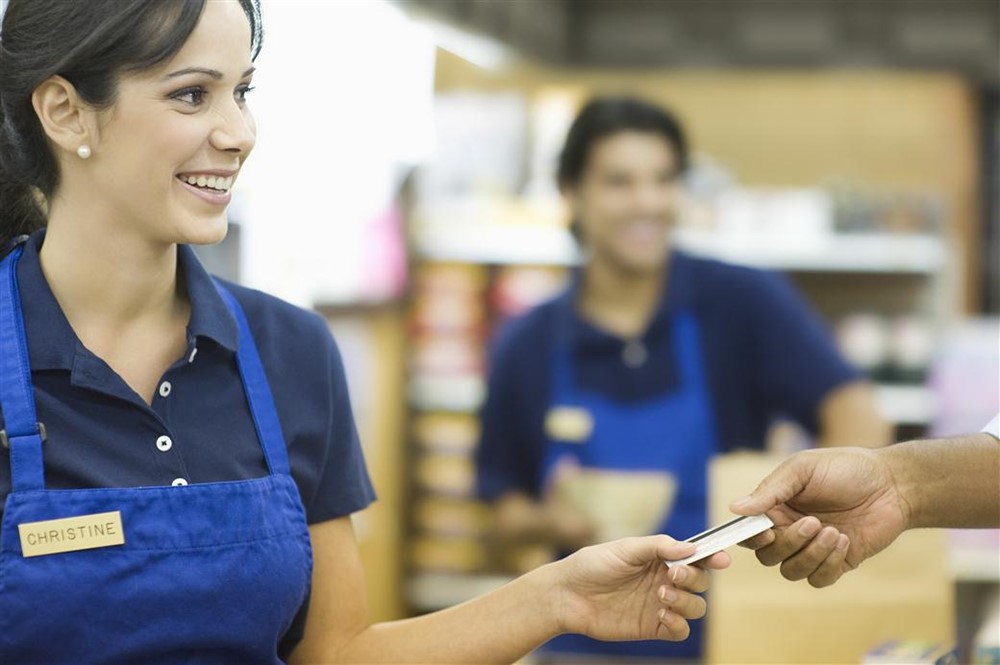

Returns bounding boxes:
[0,0,262,246]
[0,2,727,663]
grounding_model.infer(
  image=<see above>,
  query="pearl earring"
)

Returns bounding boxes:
[76,145,92,159]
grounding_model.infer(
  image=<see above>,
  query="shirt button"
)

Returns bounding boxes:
[622,339,649,368]
[171,477,188,487]
[156,435,173,452]
[158,381,172,398]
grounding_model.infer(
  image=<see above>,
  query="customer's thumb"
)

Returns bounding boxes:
[729,456,810,516]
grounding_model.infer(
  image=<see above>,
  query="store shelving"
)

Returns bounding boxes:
[414,222,949,275]
[673,229,948,275]
[873,384,936,426]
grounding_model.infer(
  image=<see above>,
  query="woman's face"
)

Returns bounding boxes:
[83,0,256,246]
[566,131,681,275]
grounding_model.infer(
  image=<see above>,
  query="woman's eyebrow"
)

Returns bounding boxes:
[163,66,255,80]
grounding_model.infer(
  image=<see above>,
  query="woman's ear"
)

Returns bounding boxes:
[31,76,99,157]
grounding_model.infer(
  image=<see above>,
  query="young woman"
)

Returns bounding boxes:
[0,2,728,662]
[476,97,890,660]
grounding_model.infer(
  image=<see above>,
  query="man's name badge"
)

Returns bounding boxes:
[18,511,125,558]
[544,406,594,443]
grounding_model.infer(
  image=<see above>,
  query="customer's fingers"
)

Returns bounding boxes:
[804,534,850,588]
[739,529,776,550]
[778,527,843,582]
[753,516,822,567]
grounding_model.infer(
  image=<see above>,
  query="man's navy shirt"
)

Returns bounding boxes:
[0,231,376,523]
[477,250,860,501]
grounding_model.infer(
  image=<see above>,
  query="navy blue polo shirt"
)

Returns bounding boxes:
[0,231,376,523]
[476,250,860,501]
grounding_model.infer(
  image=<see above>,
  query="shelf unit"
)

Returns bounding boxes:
[414,222,949,275]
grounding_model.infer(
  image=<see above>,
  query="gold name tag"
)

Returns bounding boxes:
[19,511,125,558]
[545,406,594,443]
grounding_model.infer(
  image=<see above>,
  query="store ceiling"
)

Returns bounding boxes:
[398,0,999,83]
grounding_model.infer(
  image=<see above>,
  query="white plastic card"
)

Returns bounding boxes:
[664,514,774,568]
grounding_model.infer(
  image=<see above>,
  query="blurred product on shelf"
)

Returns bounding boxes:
[410,264,488,333]
[949,529,1000,583]
[887,315,935,384]
[837,313,891,378]
[408,264,489,412]
[410,336,482,376]
[410,535,488,573]
[929,319,1000,437]
[490,265,568,319]
[413,413,479,454]
[836,313,936,385]
[862,641,958,665]
[415,454,475,497]
[408,375,485,413]
[414,497,492,537]
[710,187,834,243]
[416,92,529,200]
[829,182,946,235]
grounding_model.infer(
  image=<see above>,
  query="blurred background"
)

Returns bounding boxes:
[203,1,999,662]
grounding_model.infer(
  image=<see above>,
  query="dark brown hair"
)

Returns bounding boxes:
[0,0,263,247]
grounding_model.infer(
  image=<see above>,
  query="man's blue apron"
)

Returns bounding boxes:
[540,308,718,660]
[0,242,313,663]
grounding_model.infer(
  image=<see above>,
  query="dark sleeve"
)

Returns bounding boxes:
[475,316,549,502]
[299,325,376,523]
[744,270,861,435]
[230,280,378,524]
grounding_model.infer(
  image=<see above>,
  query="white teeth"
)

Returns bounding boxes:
[180,174,233,191]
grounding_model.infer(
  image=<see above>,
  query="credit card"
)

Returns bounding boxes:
[663,514,774,568]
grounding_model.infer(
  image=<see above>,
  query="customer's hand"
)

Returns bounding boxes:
[729,447,910,587]
[553,535,730,642]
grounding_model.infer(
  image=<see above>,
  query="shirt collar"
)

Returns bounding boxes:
[556,249,697,347]
[17,230,237,373]
[178,243,238,353]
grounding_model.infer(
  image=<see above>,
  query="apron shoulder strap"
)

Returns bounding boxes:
[0,244,46,491]
[212,280,293,477]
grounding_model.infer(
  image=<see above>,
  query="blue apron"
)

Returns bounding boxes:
[0,243,313,663]
[540,308,718,661]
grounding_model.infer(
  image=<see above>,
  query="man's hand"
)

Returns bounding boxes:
[729,447,910,587]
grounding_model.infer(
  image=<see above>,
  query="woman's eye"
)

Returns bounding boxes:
[170,87,206,106]
[236,85,256,104]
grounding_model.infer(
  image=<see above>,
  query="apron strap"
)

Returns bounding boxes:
[0,243,46,492]
[550,294,581,400]
[213,281,292,477]
[672,311,707,391]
